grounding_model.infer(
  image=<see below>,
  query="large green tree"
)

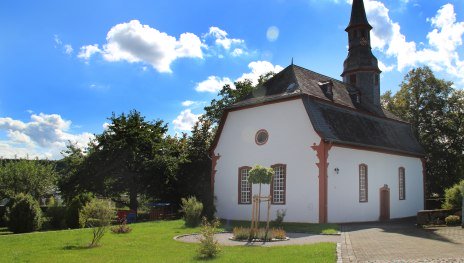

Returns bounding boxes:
[0,159,57,200]
[382,67,464,196]
[70,110,179,211]
[57,142,86,202]
[176,118,215,217]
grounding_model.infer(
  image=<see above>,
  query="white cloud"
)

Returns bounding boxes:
[194,60,283,94]
[80,20,204,73]
[231,48,244,57]
[181,100,195,107]
[266,26,280,42]
[378,60,394,72]
[102,122,110,130]
[172,109,200,131]
[205,27,244,50]
[360,1,464,82]
[236,61,284,86]
[195,76,235,93]
[64,44,74,55]
[0,113,94,159]
[78,44,101,60]
[54,35,73,56]
[54,35,62,46]
[181,100,206,108]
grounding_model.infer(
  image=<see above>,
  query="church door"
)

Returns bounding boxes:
[379,185,390,221]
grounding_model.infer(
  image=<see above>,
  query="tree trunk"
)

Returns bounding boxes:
[129,185,138,213]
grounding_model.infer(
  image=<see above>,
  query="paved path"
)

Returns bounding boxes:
[340,220,464,263]
[176,232,340,247]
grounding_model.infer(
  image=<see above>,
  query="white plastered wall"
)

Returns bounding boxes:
[327,146,424,223]
[213,99,321,223]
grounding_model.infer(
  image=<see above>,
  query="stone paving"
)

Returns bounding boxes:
[340,220,464,263]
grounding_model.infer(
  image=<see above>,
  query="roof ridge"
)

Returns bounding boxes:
[292,64,351,87]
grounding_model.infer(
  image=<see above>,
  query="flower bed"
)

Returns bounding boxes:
[232,227,288,242]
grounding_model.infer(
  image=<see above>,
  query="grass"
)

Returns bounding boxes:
[0,220,336,263]
[221,220,340,235]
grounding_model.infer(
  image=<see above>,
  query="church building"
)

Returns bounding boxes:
[210,0,425,223]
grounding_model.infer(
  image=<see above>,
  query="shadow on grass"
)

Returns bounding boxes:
[62,244,96,250]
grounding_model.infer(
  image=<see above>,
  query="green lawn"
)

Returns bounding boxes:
[221,220,340,235]
[0,220,336,263]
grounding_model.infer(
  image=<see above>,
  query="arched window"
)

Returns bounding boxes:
[271,164,286,205]
[359,164,368,202]
[238,166,252,204]
[399,167,406,200]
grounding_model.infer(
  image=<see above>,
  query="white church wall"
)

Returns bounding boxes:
[327,146,423,223]
[214,99,321,223]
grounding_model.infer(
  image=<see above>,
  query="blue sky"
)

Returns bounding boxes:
[0,0,463,159]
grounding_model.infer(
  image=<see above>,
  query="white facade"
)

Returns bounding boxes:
[213,99,424,223]
[327,147,424,223]
[214,99,321,223]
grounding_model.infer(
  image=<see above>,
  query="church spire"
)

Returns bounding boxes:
[341,0,381,107]
[346,0,372,31]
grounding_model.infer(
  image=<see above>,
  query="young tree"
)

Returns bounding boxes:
[79,199,114,247]
[0,159,57,200]
[382,67,464,196]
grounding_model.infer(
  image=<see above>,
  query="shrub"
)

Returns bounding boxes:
[7,193,43,233]
[273,209,286,227]
[442,180,464,209]
[46,205,67,229]
[66,192,94,228]
[111,218,132,234]
[79,199,114,247]
[197,217,221,259]
[232,227,287,241]
[232,227,250,240]
[181,196,203,227]
[445,215,461,226]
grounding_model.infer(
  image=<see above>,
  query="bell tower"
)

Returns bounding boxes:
[341,0,381,106]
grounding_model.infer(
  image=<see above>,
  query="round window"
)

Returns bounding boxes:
[255,129,269,145]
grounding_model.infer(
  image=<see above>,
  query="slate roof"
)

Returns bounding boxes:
[346,0,372,31]
[228,64,425,156]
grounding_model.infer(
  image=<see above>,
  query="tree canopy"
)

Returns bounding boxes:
[0,159,57,200]
[60,110,183,211]
[382,67,464,196]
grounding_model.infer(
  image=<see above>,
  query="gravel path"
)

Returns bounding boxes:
[175,232,340,247]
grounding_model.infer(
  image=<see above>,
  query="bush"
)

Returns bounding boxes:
[46,205,67,229]
[66,192,94,228]
[79,199,114,247]
[445,215,461,226]
[442,180,464,209]
[197,217,221,259]
[273,209,286,227]
[7,193,43,233]
[111,218,132,234]
[181,196,203,227]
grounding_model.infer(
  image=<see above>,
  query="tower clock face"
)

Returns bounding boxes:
[360,37,368,46]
